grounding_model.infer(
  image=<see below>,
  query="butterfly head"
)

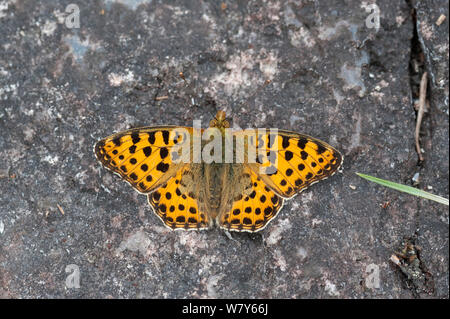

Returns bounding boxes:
[209,110,230,129]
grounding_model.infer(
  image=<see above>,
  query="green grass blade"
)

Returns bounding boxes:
[356,172,449,206]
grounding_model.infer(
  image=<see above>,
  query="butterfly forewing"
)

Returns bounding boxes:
[94,126,192,194]
[242,130,343,198]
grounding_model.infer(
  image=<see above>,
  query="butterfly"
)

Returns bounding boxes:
[94,111,343,232]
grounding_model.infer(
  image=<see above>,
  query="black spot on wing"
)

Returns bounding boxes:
[162,130,169,144]
[160,147,169,159]
[113,136,121,146]
[300,151,308,160]
[282,136,290,149]
[156,162,169,172]
[297,138,307,149]
[316,143,327,154]
[131,131,141,144]
[143,146,152,157]
[285,150,293,161]
[148,132,156,144]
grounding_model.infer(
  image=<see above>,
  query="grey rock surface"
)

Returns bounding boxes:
[0,0,448,298]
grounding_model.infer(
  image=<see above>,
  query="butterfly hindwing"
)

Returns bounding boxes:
[147,165,210,230]
[218,167,283,232]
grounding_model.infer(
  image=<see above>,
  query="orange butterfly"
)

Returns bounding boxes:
[94,111,342,232]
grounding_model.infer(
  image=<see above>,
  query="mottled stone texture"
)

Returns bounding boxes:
[0,0,447,298]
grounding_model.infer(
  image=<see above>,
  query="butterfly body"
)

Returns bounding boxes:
[95,111,343,232]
